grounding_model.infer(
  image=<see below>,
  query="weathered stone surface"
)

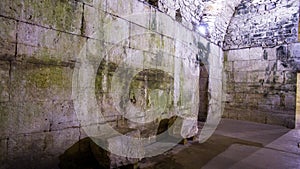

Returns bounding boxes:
[224,43,299,128]
[7,132,48,168]
[21,0,83,34]
[249,47,263,60]
[0,17,17,61]
[0,138,8,168]
[156,0,241,45]
[77,0,106,10]
[10,101,51,134]
[5,128,80,169]
[10,62,73,102]
[46,128,80,156]
[106,0,135,17]
[0,0,227,168]
[17,22,86,63]
[83,5,105,39]
[224,0,299,50]
[50,101,79,131]
[226,49,250,61]
[0,103,12,138]
[0,17,16,42]
[103,15,130,47]
[0,0,23,19]
[0,61,10,102]
[234,72,248,83]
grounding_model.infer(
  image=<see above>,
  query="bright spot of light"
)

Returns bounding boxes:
[197,25,207,36]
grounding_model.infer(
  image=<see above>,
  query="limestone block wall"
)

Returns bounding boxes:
[0,0,224,168]
[224,0,299,50]
[223,43,300,128]
[139,0,243,46]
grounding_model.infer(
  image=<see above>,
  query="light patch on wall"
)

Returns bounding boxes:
[298,17,300,42]
[296,73,300,128]
[197,23,209,37]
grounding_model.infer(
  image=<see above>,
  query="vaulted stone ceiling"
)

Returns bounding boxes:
[224,0,299,50]
[142,0,299,49]
[142,0,243,45]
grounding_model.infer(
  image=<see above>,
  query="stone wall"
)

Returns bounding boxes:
[223,43,300,128]
[0,0,223,168]
[224,0,299,50]
[139,0,243,46]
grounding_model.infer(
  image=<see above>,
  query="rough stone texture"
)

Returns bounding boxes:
[0,61,10,102]
[296,73,300,128]
[224,0,300,50]
[139,0,242,46]
[223,43,300,128]
[0,0,224,168]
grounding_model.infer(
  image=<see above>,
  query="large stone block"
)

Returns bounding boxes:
[284,93,296,110]
[17,22,86,63]
[245,94,259,107]
[247,71,266,83]
[21,0,83,34]
[50,101,80,131]
[0,17,17,60]
[234,60,269,72]
[0,61,10,102]
[10,101,52,134]
[129,23,151,51]
[226,48,250,61]
[249,111,267,124]
[46,128,80,156]
[0,138,8,169]
[264,47,277,61]
[0,17,17,43]
[284,71,297,84]
[224,61,233,72]
[266,113,294,128]
[156,10,176,38]
[0,0,22,19]
[106,0,135,18]
[237,109,251,121]
[103,14,130,47]
[234,93,246,103]
[10,62,73,102]
[249,47,263,60]
[234,71,248,83]
[290,43,300,58]
[77,0,106,10]
[7,132,59,169]
[226,108,238,120]
[0,103,12,138]
[83,5,106,39]
[260,95,281,109]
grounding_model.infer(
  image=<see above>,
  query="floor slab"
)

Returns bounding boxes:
[139,119,300,169]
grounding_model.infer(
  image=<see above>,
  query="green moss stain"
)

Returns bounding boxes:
[95,60,118,98]
[223,52,228,62]
[129,69,174,112]
[24,0,80,32]
[28,66,63,88]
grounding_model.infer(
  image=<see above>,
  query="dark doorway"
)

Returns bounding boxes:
[198,62,209,122]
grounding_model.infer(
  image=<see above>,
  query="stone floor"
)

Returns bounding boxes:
[138,119,300,169]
